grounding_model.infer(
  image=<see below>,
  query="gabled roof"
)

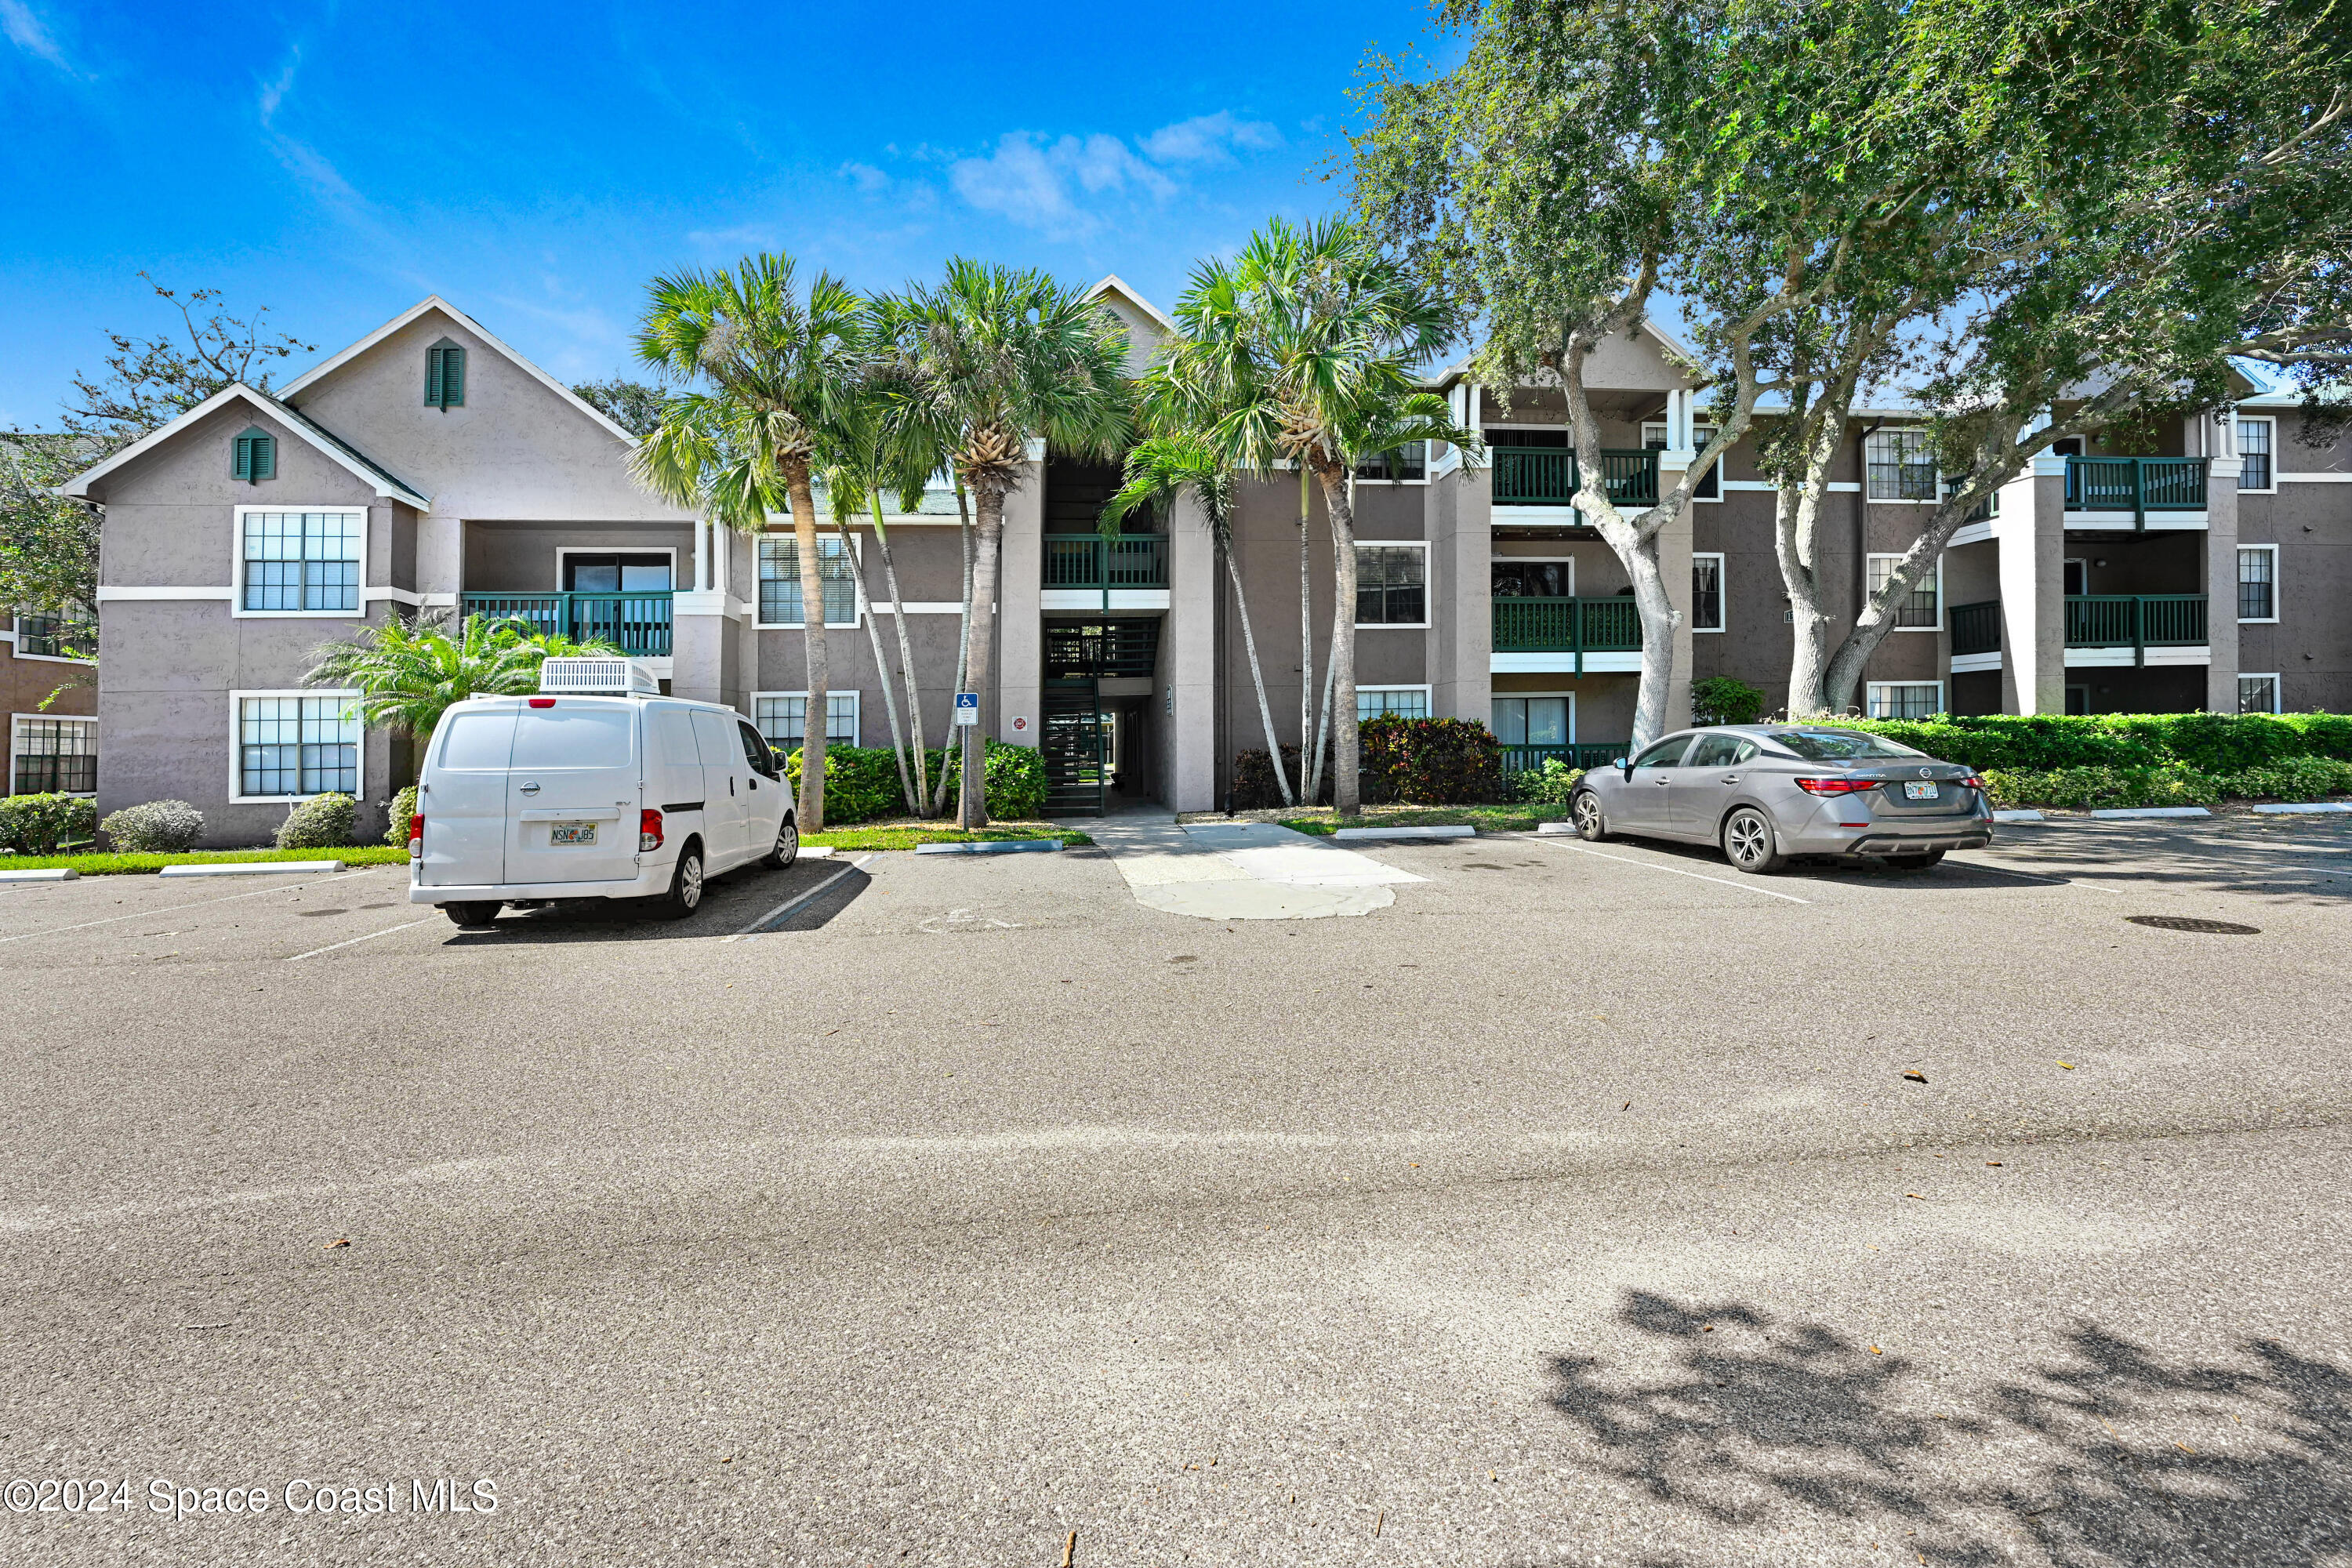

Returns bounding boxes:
[1430,313,1701,391]
[279,296,641,447]
[1083,274,1180,338]
[63,383,431,508]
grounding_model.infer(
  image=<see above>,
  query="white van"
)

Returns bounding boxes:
[407,659,796,927]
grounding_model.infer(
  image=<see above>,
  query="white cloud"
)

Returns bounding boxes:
[949,131,1174,240]
[685,223,782,250]
[839,162,890,194]
[1139,111,1282,165]
[1,0,72,73]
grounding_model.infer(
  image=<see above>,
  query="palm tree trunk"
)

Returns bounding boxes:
[869,495,931,815]
[959,483,1007,830]
[1316,463,1361,816]
[1224,540,1292,807]
[835,516,916,812]
[785,470,829,832]
[933,486,976,817]
[1295,467,1315,804]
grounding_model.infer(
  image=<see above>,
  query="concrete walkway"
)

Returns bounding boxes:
[1083,816,1425,920]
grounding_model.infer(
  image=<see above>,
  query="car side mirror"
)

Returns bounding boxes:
[1616,758,1632,779]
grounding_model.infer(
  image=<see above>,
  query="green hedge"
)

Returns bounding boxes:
[1983,755,2352,809]
[1359,716,1502,804]
[0,792,96,854]
[782,741,1048,824]
[1824,712,2352,772]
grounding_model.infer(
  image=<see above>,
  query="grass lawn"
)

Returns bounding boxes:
[0,845,412,876]
[803,819,1093,852]
[1254,804,1575,837]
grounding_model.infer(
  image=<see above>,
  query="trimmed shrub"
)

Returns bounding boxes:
[2216,755,2352,800]
[1813,713,2351,773]
[100,799,205,853]
[383,785,419,848]
[785,741,1049,824]
[1505,757,1584,804]
[275,792,356,850]
[1692,676,1767,727]
[1359,716,1504,804]
[0,791,98,854]
[1229,745,1335,810]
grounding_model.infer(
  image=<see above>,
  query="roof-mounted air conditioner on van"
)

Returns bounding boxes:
[538,657,659,696]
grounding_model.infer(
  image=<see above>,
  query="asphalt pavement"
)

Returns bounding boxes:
[2,815,2347,1566]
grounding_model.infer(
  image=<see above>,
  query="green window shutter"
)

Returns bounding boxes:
[232,426,274,482]
[233,433,253,481]
[252,434,274,480]
[443,345,465,407]
[425,345,445,407]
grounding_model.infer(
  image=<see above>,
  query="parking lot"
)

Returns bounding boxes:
[3,815,2349,1566]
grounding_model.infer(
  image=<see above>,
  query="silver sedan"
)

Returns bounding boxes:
[1567,724,1994,873]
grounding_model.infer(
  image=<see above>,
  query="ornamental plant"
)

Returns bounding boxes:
[0,791,97,854]
[100,799,205,852]
[275,793,356,850]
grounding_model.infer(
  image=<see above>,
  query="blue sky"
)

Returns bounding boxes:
[0,0,1450,428]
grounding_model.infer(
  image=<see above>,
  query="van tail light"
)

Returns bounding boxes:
[1795,776,1873,795]
[528,697,556,708]
[640,808,664,853]
[407,813,424,858]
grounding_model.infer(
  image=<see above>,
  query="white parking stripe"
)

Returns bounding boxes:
[1538,840,1813,904]
[0,870,389,946]
[726,855,877,938]
[289,916,438,961]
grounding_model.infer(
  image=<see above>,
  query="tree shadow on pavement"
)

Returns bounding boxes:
[1541,1290,2352,1566]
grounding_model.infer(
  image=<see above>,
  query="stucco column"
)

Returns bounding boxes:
[1164,495,1217,811]
[419,512,463,603]
[1428,464,1491,725]
[2202,411,2243,712]
[1657,452,1697,729]
[997,466,1044,747]
[1999,458,2069,713]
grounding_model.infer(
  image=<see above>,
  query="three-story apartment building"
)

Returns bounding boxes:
[60,284,2352,839]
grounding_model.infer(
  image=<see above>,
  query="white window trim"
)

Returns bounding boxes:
[230,506,371,619]
[2238,542,2281,623]
[1489,691,1577,746]
[553,546,681,593]
[1864,428,1940,504]
[229,688,363,804]
[753,534,863,630]
[1642,420,1722,503]
[752,689,862,746]
[1352,441,1432,486]
[2064,556,2089,597]
[1865,681,1946,720]
[2238,673,2282,714]
[1489,554,1576,597]
[9,630,97,665]
[1691,551,1726,633]
[1353,539,1431,630]
[10,713,98,797]
[1356,684,1433,720]
[1867,553,1944,632]
[2237,416,2278,494]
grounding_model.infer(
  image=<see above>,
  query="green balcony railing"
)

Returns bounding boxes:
[2065,593,2206,661]
[1499,742,1631,774]
[1491,596,1642,674]
[2063,456,2209,528]
[1042,534,1169,590]
[1490,448,1661,509]
[1950,600,2002,657]
[463,591,674,657]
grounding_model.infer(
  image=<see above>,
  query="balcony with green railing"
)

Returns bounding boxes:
[1042,534,1169,590]
[461,591,675,657]
[1491,595,1642,674]
[1498,742,1633,774]
[1490,448,1661,510]
[2063,456,2209,527]
[1948,594,2207,666]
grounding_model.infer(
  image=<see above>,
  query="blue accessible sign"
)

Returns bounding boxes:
[953,692,980,726]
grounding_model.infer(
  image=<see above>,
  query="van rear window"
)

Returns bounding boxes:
[510,709,634,769]
[437,712,516,771]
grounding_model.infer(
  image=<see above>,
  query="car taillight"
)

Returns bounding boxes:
[407,813,423,858]
[1961,774,1987,792]
[1795,776,1873,795]
[640,808,663,852]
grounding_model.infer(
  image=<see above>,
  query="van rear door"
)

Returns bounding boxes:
[503,701,641,885]
[418,703,517,887]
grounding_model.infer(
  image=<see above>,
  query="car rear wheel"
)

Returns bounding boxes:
[1570,789,1608,841]
[1721,808,1787,874]
[761,814,799,869]
[1883,849,1946,872]
[655,844,705,920]
[444,900,503,928]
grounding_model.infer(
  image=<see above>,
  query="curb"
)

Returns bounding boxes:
[0,868,77,883]
[912,839,1064,856]
[2251,801,2352,815]
[157,859,347,877]
[1535,822,1578,836]
[1333,826,1475,841]
[2087,807,2211,820]
[1992,809,2045,823]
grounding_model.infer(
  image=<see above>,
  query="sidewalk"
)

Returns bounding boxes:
[1083,816,1425,920]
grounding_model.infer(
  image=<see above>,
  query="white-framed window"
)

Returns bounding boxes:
[13,605,97,662]
[232,691,360,801]
[1354,543,1428,627]
[1356,686,1430,721]
[753,691,859,747]
[2238,673,2281,714]
[2238,416,2275,492]
[235,507,365,615]
[1642,420,1721,499]
[2238,543,2278,622]
[1491,694,1573,748]
[1691,553,1725,633]
[757,535,858,627]
[1353,441,1428,483]
[11,713,96,796]
[1865,429,1939,502]
[1867,554,1942,630]
[1865,681,1945,720]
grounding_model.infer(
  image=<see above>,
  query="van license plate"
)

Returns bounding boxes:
[549,822,598,846]
[1903,781,1939,800]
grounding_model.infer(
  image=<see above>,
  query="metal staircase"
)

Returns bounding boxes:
[1040,679,1107,817]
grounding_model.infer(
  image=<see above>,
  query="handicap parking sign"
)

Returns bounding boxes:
[953,691,980,725]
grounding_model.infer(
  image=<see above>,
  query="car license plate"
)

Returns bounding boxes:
[549,822,598,846]
[1903,781,1939,800]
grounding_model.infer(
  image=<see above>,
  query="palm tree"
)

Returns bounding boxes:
[307,612,617,780]
[633,253,862,831]
[874,260,1132,829]
[1102,432,1292,807]
[1150,219,1475,815]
